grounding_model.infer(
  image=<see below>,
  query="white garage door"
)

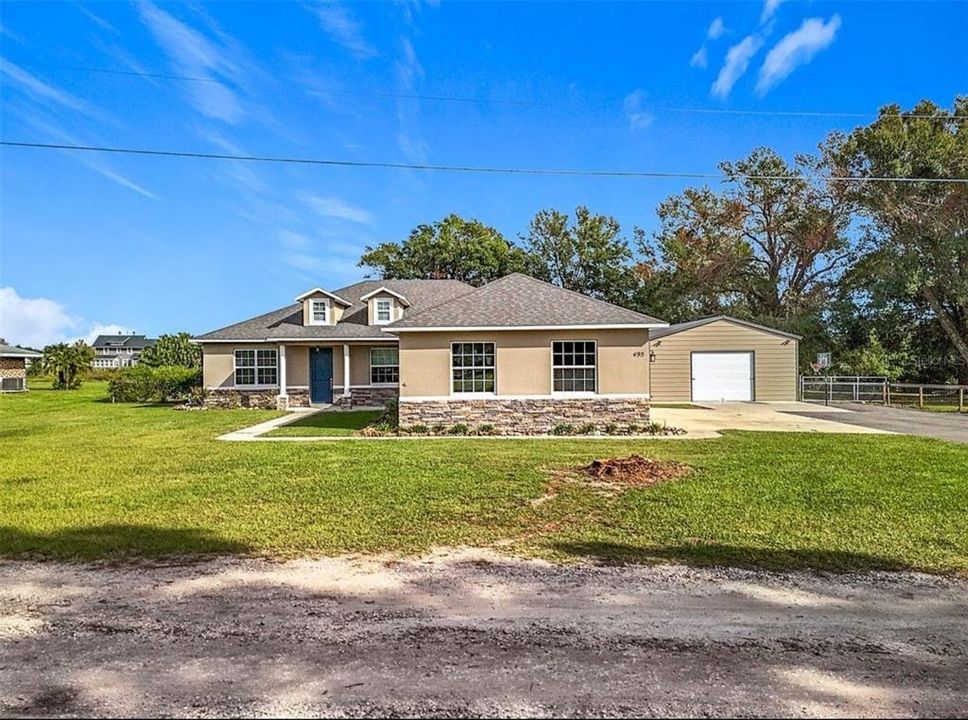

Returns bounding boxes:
[691,352,753,402]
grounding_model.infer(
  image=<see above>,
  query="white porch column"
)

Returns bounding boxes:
[342,343,351,398]
[278,344,288,401]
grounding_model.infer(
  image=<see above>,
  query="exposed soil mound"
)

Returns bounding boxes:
[581,455,691,487]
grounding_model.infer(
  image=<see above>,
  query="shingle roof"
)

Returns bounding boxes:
[91,335,156,349]
[386,273,666,330]
[0,342,42,357]
[649,315,801,340]
[195,279,476,341]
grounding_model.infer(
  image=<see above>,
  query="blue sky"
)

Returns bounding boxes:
[0,0,964,347]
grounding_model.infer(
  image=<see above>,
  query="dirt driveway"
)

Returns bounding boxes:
[2,550,965,718]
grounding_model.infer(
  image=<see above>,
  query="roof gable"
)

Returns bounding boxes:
[649,315,801,340]
[386,273,666,331]
[0,342,42,357]
[195,278,476,341]
[294,288,352,306]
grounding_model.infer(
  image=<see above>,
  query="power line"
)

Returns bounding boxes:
[22,62,967,120]
[4,140,967,184]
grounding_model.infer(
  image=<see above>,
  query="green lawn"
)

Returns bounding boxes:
[265,410,384,437]
[2,383,966,574]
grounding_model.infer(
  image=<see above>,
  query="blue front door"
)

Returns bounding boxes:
[310,347,333,404]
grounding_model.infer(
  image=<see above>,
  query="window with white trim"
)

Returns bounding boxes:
[375,298,392,324]
[370,347,399,384]
[552,340,597,393]
[451,342,495,394]
[234,349,278,386]
[310,299,328,325]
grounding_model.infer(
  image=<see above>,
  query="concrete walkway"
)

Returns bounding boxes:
[216,408,322,441]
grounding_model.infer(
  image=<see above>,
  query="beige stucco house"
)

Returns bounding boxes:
[195,274,666,433]
[195,276,801,431]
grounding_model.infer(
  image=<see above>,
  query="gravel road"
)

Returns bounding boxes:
[1,549,965,718]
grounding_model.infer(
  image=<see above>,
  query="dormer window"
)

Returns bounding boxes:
[310,299,329,325]
[375,298,392,324]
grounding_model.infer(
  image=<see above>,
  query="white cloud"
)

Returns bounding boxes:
[757,15,842,94]
[0,288,78,348]
[76,3,118,34]
[760,0,785,24]
[0,289,132,348]
[690,46,708,69]
[708,17,726,39]
[301,194,373,225]
[711,34,763,99]
[137,1,245,123]
[311,2,378,59]
[622,90,654,131]
[0,60,94,115]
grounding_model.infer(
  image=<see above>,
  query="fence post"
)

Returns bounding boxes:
[826,379,831,406]
[885,383,891,407]
[918,386,924,409]
[960,388,964,413]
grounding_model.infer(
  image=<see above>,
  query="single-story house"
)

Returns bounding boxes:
[0,340,42,392]
[648,316,800,402]
[195,274,666,433]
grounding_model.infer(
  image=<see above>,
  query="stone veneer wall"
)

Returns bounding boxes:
[335,386,398,409]
[0,357,27,379]
[399,396,651,435]
[203,386,397,410]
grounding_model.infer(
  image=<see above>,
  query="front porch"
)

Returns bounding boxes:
[202,341,399,410]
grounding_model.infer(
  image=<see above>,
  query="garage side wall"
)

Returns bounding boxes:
[649,320,798,401]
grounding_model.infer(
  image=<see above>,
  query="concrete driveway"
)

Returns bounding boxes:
[651,402,891,438]
[787,402,968,444]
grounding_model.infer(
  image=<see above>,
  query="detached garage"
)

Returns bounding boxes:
[648,316,799,402]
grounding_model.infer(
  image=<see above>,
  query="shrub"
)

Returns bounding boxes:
[447,423,470,435]
[407,424,430,435]
[577,422,597,435]
[108,365,201,403]
[477,423,496,436]
[431,424,447,435]
[382,396,400,429]
[627,423,640,435]
[605,423,620,435]
[551,423,575,436]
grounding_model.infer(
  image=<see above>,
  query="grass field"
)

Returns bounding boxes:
[2,383,966,573]
[265,410,384,436]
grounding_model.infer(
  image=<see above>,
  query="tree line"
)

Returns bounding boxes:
[359,98,967,383]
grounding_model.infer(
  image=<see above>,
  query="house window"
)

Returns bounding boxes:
[451,342,495,394]
[375,298,392,324]
[370,347,399,384]
[234,349,278,386]
[552,340,597,393]
[310,299,328,325]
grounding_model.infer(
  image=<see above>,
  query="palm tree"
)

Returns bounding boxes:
[40,341,95,389]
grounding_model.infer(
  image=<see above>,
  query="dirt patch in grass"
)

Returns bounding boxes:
[581,454,691,488]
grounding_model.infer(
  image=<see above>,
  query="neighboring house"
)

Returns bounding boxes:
[195,274,667,433]
[649,316,800,402]
[0,340,42,392]
[91,335,157,368]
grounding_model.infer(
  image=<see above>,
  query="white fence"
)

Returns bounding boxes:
[800,376,967,412]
